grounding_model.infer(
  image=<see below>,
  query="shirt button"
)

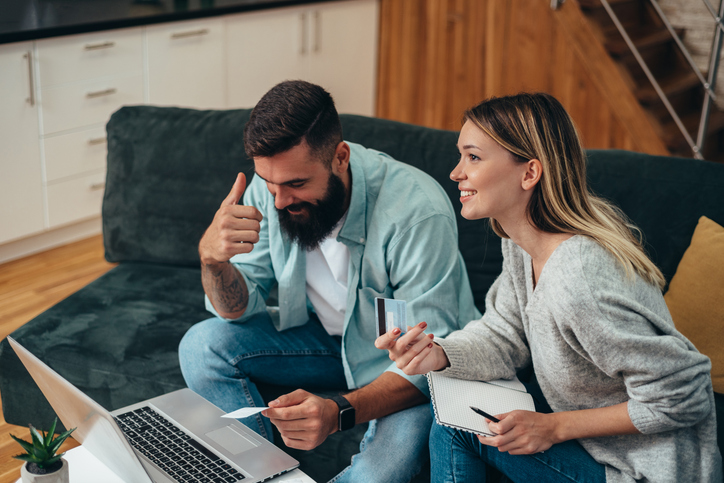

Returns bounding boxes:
[359,237,365,243]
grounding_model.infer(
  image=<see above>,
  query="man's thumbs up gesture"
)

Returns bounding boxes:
[199,173,264,265]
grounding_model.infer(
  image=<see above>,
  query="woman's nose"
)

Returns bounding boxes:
[450,161,465,181]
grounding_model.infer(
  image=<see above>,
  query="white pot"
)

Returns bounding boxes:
[20,458,69,483]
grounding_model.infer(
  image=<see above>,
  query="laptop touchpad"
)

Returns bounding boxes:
[206,426,259,455]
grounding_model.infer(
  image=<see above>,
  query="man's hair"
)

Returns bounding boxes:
[243,80,343,165]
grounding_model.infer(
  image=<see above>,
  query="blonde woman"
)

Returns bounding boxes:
[376,93,722,482]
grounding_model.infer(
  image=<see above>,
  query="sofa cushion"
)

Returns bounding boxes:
[664,216,724,393]
[0,263,208,429]
[103,107,254,267]
[585,150,724,286]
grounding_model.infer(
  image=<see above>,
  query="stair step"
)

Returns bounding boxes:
[637,71,702,104]
[647,86,702,120]
[661,109,724,151]
[581,0,643,32]
[606,26,685,55]
[579,0,636,8]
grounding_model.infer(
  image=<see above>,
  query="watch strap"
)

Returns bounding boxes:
[330,395,355,431]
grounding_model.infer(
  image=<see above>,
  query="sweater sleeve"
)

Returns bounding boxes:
[561,242,713,435]
[436,239,531,381]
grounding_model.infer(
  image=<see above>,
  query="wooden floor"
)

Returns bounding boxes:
[0,235,115,482]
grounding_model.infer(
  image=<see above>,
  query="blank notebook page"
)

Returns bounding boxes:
[428,372,536,436]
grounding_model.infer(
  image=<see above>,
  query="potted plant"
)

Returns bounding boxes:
[11,418,75,483]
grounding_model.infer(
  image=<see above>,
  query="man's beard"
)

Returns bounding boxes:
[277,171,348,251]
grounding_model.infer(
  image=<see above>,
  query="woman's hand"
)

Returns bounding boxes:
[478,402,638,455]
[476,410,558,455]
[374,321,450,375]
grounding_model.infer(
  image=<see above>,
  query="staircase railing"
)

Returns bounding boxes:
[555,0,724,160]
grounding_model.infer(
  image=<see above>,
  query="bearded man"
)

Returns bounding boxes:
[179,80,479,483]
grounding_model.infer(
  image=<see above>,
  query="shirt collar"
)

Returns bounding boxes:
[337,144,367,246]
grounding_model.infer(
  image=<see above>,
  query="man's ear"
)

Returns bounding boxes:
[521,158,542,191]
[331,142,351,175]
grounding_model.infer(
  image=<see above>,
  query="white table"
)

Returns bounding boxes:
[16,445,315,483]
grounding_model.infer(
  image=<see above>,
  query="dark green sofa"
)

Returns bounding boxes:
[1,105,723,482]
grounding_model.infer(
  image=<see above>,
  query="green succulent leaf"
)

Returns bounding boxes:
[12,454,38,463]
[48,439,64,456]
[45,418,58,447]
[9,434,34,454]
[11,419,76,466]
[33,447,50,461]
[29,425,44,448]
[48,441,63,456]
[49,427,75,455]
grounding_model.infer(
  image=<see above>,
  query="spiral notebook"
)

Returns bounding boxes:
[427,371,536,436]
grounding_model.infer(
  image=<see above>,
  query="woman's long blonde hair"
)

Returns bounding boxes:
[465,93,665,290]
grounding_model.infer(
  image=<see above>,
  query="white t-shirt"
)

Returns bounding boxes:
[305,216,350,336]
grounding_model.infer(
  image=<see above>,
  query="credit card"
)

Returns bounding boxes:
[375,297,407,338]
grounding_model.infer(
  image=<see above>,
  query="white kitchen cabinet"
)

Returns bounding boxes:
[46,171,107,228]
[36,28,145,135]
[35,28,144,87]
[0,42,44,245]
[35,28,144,230]
[40,74,145,135]
[0,1,379,260]
[306,0,378,116]
[146,17,226,109]
[226,0,378,116]
[226,5,308,109]
[43,127,108,183]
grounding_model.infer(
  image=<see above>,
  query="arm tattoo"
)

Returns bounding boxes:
[202,263,248,314]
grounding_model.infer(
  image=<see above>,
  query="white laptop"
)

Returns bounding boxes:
[8,336,299,483]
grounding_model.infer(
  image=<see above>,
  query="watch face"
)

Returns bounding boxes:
[339,407,355,431]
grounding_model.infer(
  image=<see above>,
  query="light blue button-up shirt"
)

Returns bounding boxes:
[206,142,480,396]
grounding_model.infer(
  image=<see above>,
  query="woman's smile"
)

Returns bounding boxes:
[459,190,477,201]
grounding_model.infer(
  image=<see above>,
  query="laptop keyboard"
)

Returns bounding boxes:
[116,406,245,482]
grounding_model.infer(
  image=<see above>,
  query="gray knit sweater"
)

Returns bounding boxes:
[436,236,722,482]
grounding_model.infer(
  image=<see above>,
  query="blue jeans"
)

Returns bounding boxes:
[179,313,430,483]
[429,383,606,483]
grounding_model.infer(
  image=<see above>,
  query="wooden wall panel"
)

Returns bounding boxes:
[377,0,486,131]
[376,0,670,155]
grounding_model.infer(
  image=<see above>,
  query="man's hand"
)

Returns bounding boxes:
[374,321,450,375]
[199,172,264,265]
[199,172,264,318]
[262,390,339,451]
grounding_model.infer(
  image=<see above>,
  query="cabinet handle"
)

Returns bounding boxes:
[24,51,35,106]
[171,28,210,39]
[300,13,307,55]
[88,137,107,146]
[89,182,106,191]
[84,41,115,51]
[313,10,321,53]
[86,88,117,99]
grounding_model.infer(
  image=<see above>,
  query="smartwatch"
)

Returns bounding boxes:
[330,395,355,432]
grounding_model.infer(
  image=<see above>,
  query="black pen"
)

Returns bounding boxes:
[470,406,500,422]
